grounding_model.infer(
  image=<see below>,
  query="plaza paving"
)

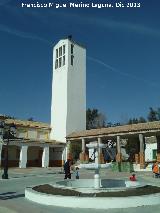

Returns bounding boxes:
[0,167,160,213]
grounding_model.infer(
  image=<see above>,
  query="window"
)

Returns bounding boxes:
[71,43,74,66]
[63,55,65,66]
[63,45,65,55]
[153,149,157,160]
[71,55,74,66]
[59,57,62,67]
[55,45,65,69]
[59,47,62,57]
[71,44,74,54]
[56,49,58,58]
[55,59,58,69]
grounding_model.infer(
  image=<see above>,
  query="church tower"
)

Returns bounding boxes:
[50,37,86,143]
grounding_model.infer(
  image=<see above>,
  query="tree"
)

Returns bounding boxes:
[127,116,146,124]
[94,113,106,128]
[138,117,146,123]
[147,107,158,122]
[106,122,113,127]
[156,108,160,120]
[86,108,96,129]
[132,118,139,124]
[128,119,133,125]
[70,142,82,162]
[127,118,138,124]
[86,108,106,129]
[5,115,16,119]
[27,117,34,121]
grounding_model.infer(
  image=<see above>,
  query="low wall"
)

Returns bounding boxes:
[25,187,160,209]
[55,179,141,189]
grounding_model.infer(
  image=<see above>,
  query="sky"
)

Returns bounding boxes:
[0,0,160,124]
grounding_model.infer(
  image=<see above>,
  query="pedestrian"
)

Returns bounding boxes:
[75,167,79,179]
[129,173,136,181]
[64,159,71,179]
[152,162,160,178]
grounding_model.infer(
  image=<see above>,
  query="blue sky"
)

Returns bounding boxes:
[0,0,160,124]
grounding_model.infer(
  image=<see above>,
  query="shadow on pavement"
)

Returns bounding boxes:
[0,193,24,200]
[0,192,16,196]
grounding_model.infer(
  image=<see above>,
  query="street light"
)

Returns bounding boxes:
[0,120,16,179]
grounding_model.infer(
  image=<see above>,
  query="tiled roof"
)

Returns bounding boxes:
[3,118,50,130]
[67,121,160,139]
[7,138,65,146]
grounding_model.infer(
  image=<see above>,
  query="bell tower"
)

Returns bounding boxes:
[50,37,86,142]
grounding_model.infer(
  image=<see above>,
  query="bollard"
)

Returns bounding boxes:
[94,173,100,189]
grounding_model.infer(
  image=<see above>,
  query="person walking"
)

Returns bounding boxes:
[152,162,160,178]
[64,159,71,179]
[75,167,79,179]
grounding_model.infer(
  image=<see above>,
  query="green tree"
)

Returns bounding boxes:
[132,118,139,124]
[147,107,158,121]
[5,115,16,119]
[138,117,146,123]
[28,117,34,121]
[70,142,82,162]
[156,108,160,120]
[128,119,133,125]
[86,108,106,129]
[106,122,113,127]
[128,118,138,124]
[127,117,146,124]
[94,112,106,128]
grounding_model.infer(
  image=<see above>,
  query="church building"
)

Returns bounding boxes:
[0,37,160,171]
[50,36,86,142]
[0,36,86,168]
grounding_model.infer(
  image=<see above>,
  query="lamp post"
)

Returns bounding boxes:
[0,120,16,179]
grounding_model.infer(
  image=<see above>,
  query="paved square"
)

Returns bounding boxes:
[0,167,160,213]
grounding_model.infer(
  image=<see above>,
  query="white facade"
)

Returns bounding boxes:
[145,136,157,162]
[28,129,37,139]
[50,38,86,143]
[19,145,28,168]
[42,146,49,168]
[145,143,157,162]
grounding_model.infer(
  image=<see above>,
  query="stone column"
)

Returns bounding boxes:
[116,136,122,162]
[98,137,104,164]
[79,138,88,162]
[66,140,72,160]
[80,138,85,161]
[139,134,145,169]
[0,143,2,167]
[19,145,28,168]
[61,147,66,167]
[135,153,139,164]
[42,146,49,168]
[134,139,140,164]
[63,146,67,162]
[156,136,160,162]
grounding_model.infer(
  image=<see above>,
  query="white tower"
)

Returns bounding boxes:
[50,37,86,143]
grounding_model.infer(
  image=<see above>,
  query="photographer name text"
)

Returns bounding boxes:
[21,2,141,9]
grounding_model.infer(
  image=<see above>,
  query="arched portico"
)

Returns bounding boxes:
[1,145,20,167]
[27,146,43,167]
[66,121,160,170]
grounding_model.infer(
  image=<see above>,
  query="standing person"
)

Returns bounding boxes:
[129,173,136,181]
[75,167,79,179]
[64,159,71,179]
[152,162,160,178]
